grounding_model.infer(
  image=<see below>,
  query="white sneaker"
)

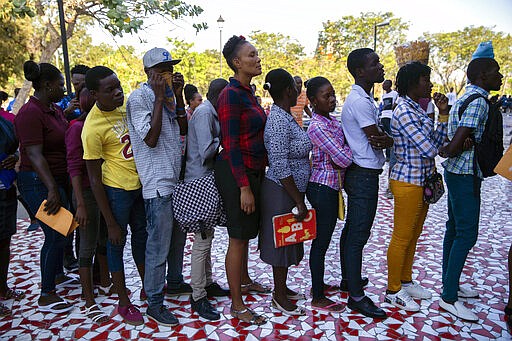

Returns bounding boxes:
[439,299,478,322]
[385,288,420,312]
[458,287,479,298]
[403,282,432,299]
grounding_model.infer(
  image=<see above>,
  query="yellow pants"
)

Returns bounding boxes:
[387,179,429,292]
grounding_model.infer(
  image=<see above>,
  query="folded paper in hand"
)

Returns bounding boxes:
[35,200,78,237]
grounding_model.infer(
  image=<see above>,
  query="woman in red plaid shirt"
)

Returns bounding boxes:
[214,35,268,325]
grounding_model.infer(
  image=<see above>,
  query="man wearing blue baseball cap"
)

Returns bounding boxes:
[127,47,190,326]
[439,41,503,322]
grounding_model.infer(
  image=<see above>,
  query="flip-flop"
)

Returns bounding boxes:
[82,304,109,325]
[271,298,306,316]
[241,281,272,295]
[38,300,73,314]
[312,302,345,313]
[55,275,80,288]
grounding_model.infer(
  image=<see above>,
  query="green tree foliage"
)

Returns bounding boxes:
[166,38,222,95]
[0,0,34,88]
[315,12,409,99]
[10,0,206,113]
[424,26,512,95]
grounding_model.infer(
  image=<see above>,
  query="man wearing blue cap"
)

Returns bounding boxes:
[439,41,503,321]
[127,47,190,326]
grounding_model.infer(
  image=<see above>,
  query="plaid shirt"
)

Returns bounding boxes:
[217,77,267,187]
[390,97,447,186]
[308,113,352,190]
[442,85,489,178]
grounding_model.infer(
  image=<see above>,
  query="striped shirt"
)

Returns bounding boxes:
[217,77,267,187]
[442,85,489,178]
[390,97,447,186]
[308,112,352,190]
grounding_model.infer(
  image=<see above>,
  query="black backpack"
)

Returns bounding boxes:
[457,93,504,178]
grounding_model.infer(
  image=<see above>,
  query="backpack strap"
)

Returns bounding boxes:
[457,93,487,121]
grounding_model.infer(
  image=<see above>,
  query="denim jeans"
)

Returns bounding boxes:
[341,165,381,297]
[17,171,70,294]
[104,186,147,273]
[144,194,186,309]
[442,171,481,302]
[306,182,339,299]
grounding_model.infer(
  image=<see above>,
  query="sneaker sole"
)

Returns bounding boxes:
[438,302,478,322]
[146,313,178,327]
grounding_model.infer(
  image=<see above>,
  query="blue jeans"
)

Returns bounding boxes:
[17,171,70,294]
[306,182,339,299]
[144,194,186,309]
[104,186,147,273]
[442,171,481,302]
[341,165,381,297]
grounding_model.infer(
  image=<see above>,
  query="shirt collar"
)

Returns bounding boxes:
[403,96,425,113]
[271,104,294,122]
[30,96,58,115]
[312,112,336,124]
[351,84,372,100]
[229,77,253,94]
[466,84,489,97]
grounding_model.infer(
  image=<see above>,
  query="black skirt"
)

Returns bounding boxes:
[0,186,17,240]
[214,159,263,240]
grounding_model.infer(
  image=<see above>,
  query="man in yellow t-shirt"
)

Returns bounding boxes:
[82,66,146,326]
[290,75,312,128]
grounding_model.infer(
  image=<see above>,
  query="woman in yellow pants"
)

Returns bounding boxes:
[383,62,448,312]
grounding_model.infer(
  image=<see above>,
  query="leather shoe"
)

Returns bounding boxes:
[340,277,369,292]
[348,296,387,319]
[206,282,230,297]
[191,296,221,321]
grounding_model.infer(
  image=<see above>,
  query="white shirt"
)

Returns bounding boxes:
[447,91,457,106]
[380,90,398,119]
[341,85,386,169]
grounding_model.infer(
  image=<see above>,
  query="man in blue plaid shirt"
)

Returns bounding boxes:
[438,42,503,322]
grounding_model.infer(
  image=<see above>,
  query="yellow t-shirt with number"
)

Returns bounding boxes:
[82,104,141,190]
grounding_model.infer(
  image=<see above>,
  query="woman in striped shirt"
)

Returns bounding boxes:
[306,77,352,312]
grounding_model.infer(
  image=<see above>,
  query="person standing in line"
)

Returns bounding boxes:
[306,76,353,313]
[184,84,203,120]
[58,64,90,121]
[126,47,193,326]
[0,114,25,317]
[215,35,268,325]
[184,78,231,320]
[340,48,390,319]
[384,62,449,312]
[438,42,503,322]
[259,68,311,316]
[66,87,111,324]
[15,61,74,314]
[82,66,147,326]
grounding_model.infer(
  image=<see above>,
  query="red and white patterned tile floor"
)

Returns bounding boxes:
[1,165,512,340]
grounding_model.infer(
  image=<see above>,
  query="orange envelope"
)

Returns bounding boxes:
[272,209,316,248]
[494,145,512,181]
[35,200,78,237]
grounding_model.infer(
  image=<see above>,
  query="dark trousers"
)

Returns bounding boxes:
[17,171,70,294]
[341,165,381,297]
[306,182,339,299]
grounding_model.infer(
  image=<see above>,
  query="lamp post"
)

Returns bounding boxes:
[217,15,225,77]
[57,0,72,95]
[373,21,390,53]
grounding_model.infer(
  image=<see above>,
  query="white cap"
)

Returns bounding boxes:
[143,47,181,68]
